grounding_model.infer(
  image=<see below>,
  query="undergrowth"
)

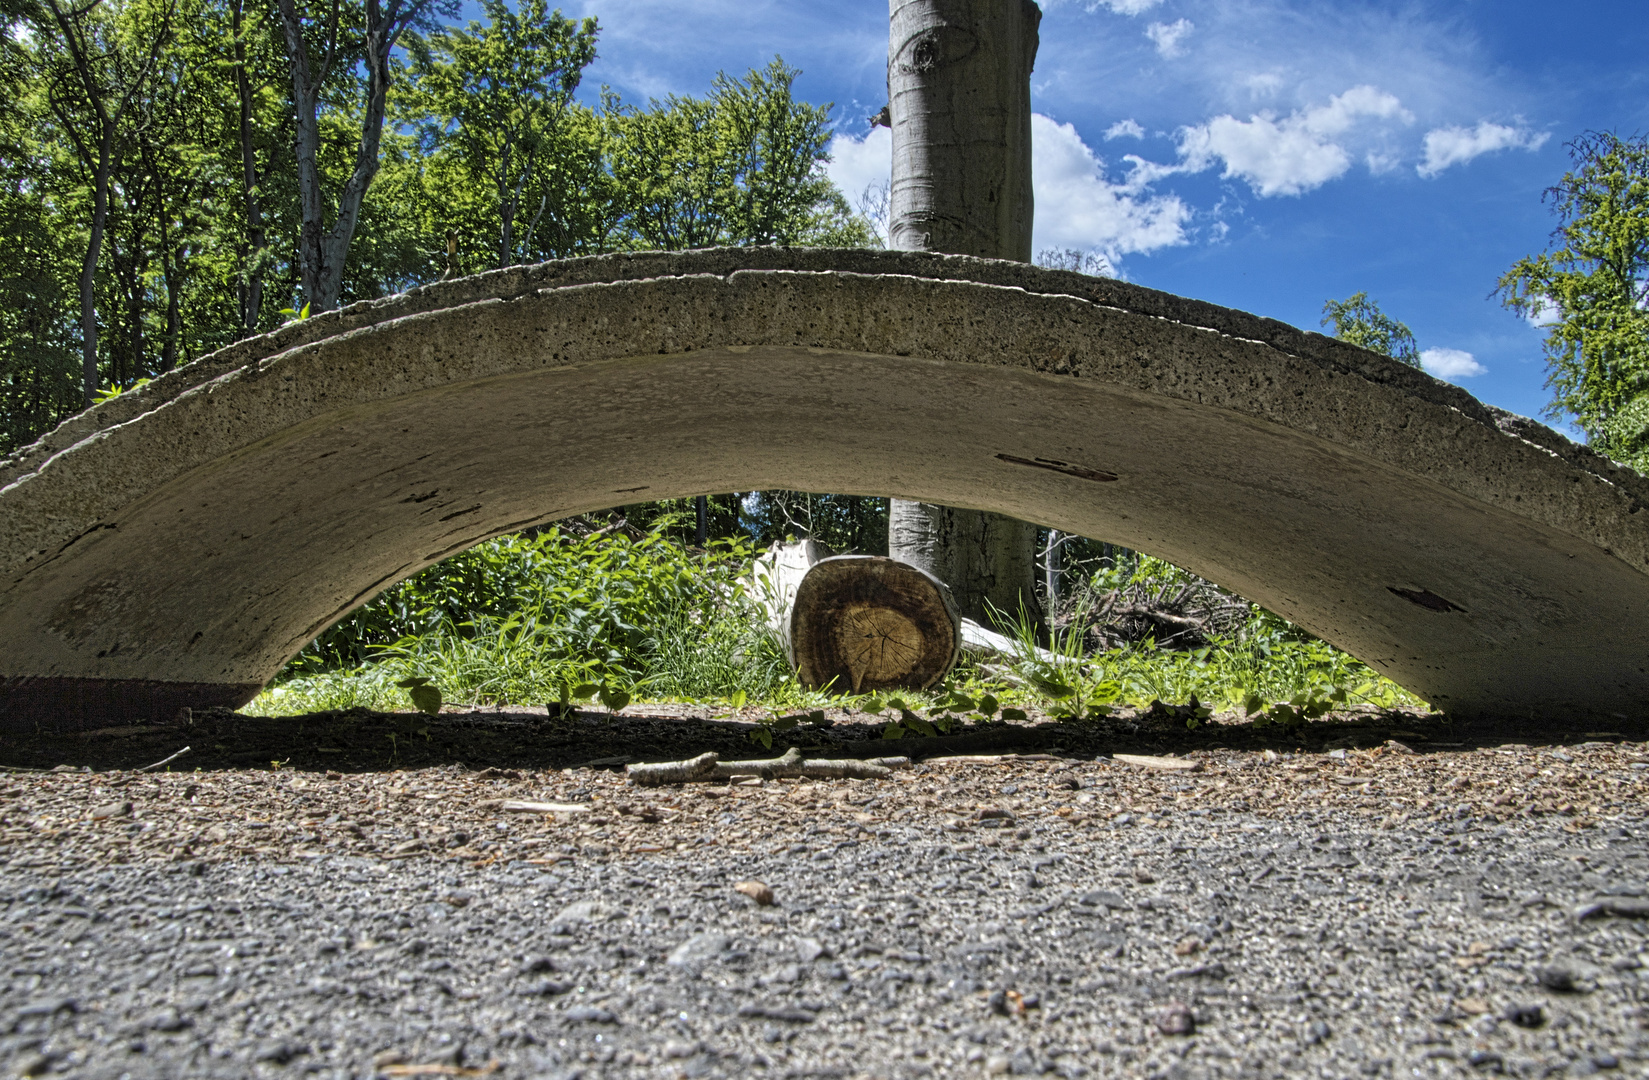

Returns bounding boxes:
[246,527,1425,726]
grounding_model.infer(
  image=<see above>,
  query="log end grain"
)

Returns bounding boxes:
[789,555,960,694]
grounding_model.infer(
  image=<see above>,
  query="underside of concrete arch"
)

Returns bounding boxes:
[2,248,1647,731]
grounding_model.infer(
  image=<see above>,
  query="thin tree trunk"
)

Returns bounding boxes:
[41,0,174,406]
[77,130,115,405]
[885,0,1042,629]
[231,0,268,333]
[276,0,414,313]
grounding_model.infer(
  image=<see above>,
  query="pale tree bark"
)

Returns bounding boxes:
[275,0,428,313]
[230,0,268,333]
[886,0,1042,629]
[40,0,174,406]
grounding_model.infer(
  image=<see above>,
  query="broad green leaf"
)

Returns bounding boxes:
[409,683,443,716]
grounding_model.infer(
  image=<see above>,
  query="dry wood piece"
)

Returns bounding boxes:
[788,555,961,693]
[1112,754,1202,772]
[499,800,589,814]
[925,753,1064,766]
[626,747,912,786]
[734,880,775,906]
[136,745,191,773]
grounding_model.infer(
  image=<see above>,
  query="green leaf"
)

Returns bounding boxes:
[599,686,631,711]
[749,727,773,749]
[773,715,798,731]
[729,689,748,710]
[572,683,600,700]
[999,707,1028,722]
[1031,676,1075,700]
[904,715,938,738]
[409,683,443,716]
[882,722,905,741]
[977,693,999,716]
[396,676,431,689]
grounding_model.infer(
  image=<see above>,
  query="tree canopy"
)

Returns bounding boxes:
[1320,292,1421,367]
[0,0,872,454]
[1498,131,1649,472]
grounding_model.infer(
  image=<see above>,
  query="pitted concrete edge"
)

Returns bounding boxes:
[7,248,1640,508]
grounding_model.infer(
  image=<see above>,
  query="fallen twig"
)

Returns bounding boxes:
[1111,753,1201,772]
[136,746,191,773]
[499,800,589,814]
[924,753,1064,765]
[626,746,911,785]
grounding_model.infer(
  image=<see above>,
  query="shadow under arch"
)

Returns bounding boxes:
[2,248,1647,731]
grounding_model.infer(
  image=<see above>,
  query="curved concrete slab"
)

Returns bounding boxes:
[2,248,1647,729]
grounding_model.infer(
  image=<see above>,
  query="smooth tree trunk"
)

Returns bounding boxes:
[41,0,172,406]
[886,0,1043,629]
[275,0,422,313]
[231,0,268,333]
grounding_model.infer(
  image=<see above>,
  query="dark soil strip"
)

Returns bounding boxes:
[1,704,1638,774]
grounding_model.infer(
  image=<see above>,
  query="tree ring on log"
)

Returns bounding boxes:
[789,556,961,694]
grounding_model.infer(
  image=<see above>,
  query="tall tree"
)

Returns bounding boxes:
[273,0,456,313]
[1499,131,1649,472]
[406,0,597,270]
[885,0,1042,629]
[34,0,175,404]
[607,59,869,251]
[1320,292,1420,366]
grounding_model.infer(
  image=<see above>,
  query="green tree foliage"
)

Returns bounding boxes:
[404,0,599,269]
[606,59,872,250]
[1320,291,1420,367]
[1498,132,1649,471]
[0,0,868,455]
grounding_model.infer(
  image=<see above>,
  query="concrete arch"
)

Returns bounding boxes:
[2,248,1647,730]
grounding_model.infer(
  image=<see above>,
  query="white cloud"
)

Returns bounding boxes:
[827,115,1191,267]
[1083,0,1165,15]
[1031,113,1191,260]
[1105,118,1146,140]
[1420,347,1487,380]
[1417,121,1549,178]
[1524,295,1562,327]
[1173,85,1412,197]
[1145,18,1194,58]
[824,125,892,209]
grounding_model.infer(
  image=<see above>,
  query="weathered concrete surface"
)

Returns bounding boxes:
[1,248,1646,730]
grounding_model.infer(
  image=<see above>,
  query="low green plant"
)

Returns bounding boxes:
[250,526,1424,724]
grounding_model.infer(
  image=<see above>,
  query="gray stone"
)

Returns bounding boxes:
[667,932,730,967]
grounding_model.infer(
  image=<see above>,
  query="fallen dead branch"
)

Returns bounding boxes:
[499,800,589,814]
[1111,753,1201,772]
[626,746,912,785]
[136,746,191,773]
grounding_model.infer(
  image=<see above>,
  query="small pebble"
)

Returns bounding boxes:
[1156,1001,1195,1036]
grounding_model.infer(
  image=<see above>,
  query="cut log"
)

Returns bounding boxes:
[748,540,1042,685]
[789,555,961,693]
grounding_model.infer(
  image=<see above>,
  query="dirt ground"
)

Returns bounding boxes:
[5,709,1649,1079]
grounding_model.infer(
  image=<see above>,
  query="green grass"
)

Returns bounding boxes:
[246,528,1425,722]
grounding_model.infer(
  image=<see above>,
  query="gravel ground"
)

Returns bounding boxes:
[4,740,1649,1079]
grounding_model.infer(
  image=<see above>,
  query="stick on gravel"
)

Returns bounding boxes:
[626,746,911,785]
[136,745,191,773]
[499,800,589,814]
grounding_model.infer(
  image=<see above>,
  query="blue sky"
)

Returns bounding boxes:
[568,0,1649,432]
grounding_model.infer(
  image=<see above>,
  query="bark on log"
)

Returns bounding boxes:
[789,555,961,693]
[886,0,1043,628]
[752,540,1048,683]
